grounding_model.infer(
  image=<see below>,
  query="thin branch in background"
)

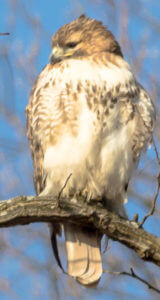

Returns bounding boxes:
[0,33,10,35]
[139,174,160,227]
[139,138,160,227]
[103,267,160,294]
[153,138,160,164]
[137,158,155,176]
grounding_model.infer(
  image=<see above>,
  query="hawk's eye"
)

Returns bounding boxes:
[66,42,78,48]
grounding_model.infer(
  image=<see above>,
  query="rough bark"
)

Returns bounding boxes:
[0,195,160,267]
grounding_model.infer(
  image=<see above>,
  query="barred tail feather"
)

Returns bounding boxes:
[64,224,102,286]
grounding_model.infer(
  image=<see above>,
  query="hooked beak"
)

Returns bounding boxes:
[49,46,75,65]
[49,46,64,65]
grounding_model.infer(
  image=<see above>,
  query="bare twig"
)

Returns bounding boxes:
[0,33,10,35]
[104,267,160,294]
[139,139,160,228]
[58,173,72,201]
[102,236,109,254]
[139,174,160,227]
[153,138,160,164]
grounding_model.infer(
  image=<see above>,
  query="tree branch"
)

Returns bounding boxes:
[139,138,160,228]
[1,195,160,267]
[104,268,160,294]
[0,33,10,35]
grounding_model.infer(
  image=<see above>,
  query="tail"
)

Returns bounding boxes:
[64,224,102,286]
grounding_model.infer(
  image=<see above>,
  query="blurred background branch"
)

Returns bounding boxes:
[0,33,10,35]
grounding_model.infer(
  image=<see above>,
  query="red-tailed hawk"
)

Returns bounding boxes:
[26,15,155,286]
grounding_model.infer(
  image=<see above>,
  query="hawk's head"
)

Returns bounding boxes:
[50,14,123,65]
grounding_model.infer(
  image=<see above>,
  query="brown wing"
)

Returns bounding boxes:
[25,79,45,195]
[26,71,64,272]
[131,82,156,160]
